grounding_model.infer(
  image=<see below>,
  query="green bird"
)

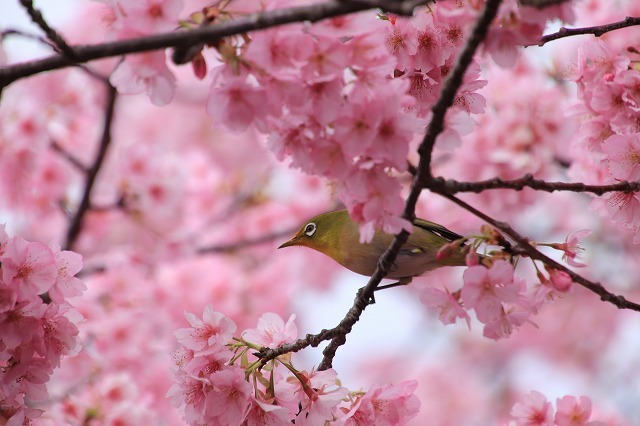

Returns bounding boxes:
[279,210,467,285]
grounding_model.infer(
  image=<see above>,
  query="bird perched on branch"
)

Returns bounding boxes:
[279,210,468,286]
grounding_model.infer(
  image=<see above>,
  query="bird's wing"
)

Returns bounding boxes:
[413,218,464,242]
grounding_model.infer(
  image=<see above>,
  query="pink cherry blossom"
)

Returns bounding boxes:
[616,69,640,112]
[420,287,471,328]
[205,368,252,425]
[1,237,57,298]
[118,0,183,33]
[280,368,349,425]
[167,372,211,425]
[183,345,233,378]
[412,13,448,73]
[174,305,237,351]
[242,312,297,348]
[461,260,523,323]
[555,395,593,426]
[555,229,591,268]
[602,134,640,181]
[110,49,176,106]
[385,17,418,70]
[482,307,531,340]
[547,268,574,292]
[243,398,291,426]
[340,380,420,425]
[300,35,351,80]
[510,390,554,426]
[48,244,86,303]
[244,25,311,75]
[0,300,46,349]
[207,72,269,131]
[39,303,82,367]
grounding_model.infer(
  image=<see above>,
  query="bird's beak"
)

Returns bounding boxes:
[278,237,297,249]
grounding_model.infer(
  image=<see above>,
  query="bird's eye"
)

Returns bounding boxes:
[304,222,317,236]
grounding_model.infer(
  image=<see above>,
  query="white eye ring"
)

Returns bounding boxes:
[304,222,317,236]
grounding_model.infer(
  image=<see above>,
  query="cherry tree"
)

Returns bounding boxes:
[1,0,640,424]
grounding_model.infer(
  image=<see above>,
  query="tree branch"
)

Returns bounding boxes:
[0,0,430,88]
[50,140,87,173]
[537,16,640,46]
[518,0,571,8]
[1,28,55,48]
[429,175,640,196]
[18,0,77,58]
[436,192,640,312]
[64,84,117,251]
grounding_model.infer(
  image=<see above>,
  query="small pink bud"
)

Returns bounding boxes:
[436,243,454,261]
[192,52,207,80]
[465,252,480,266]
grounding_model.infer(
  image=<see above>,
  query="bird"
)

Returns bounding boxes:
[278,210,468,287]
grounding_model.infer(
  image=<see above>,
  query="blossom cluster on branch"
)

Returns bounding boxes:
[0,227,84,425]
[168,306,419,425]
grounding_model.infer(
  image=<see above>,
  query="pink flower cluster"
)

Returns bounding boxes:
[511,390,606,426]
[421,248,586,340]
[168,306,420,425]
[102,0,183,105]
[0,227,85,425]
[206,2,492,241]
[421,259,534,339]
[568,38,640,242]
[204,0,577,240]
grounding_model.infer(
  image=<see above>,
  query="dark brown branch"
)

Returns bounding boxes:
[64,85,117,250]
[437,192,640,312]
[1,28,55,48]
[537,16,640,46]
[50,140,87,172]
[18,0,77,58]
[518,0,571,8]
[412,0,501,188]
[429,175,640,196]
[0,0,430,88]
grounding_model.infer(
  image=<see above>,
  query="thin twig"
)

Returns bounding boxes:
[537,16,640,46]
[437,192,640,311]
[0,0,430,88]
[50,140,87,172]
[64,85,117,250]
[429,175,640,196]
[18,0,77,58]
[315,0,504,371]
[1,28,56,48]
[518,0,572,8]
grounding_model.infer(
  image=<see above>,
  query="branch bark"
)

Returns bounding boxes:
[537,16,640,46]
[429,175,640,196]
[0,0,431,89]
[64,84,117,251]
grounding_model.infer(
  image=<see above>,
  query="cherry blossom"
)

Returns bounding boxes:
[510,390,554,426]
[419,287,471,328]
[461,260,523,323]
[241,312,298,348]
